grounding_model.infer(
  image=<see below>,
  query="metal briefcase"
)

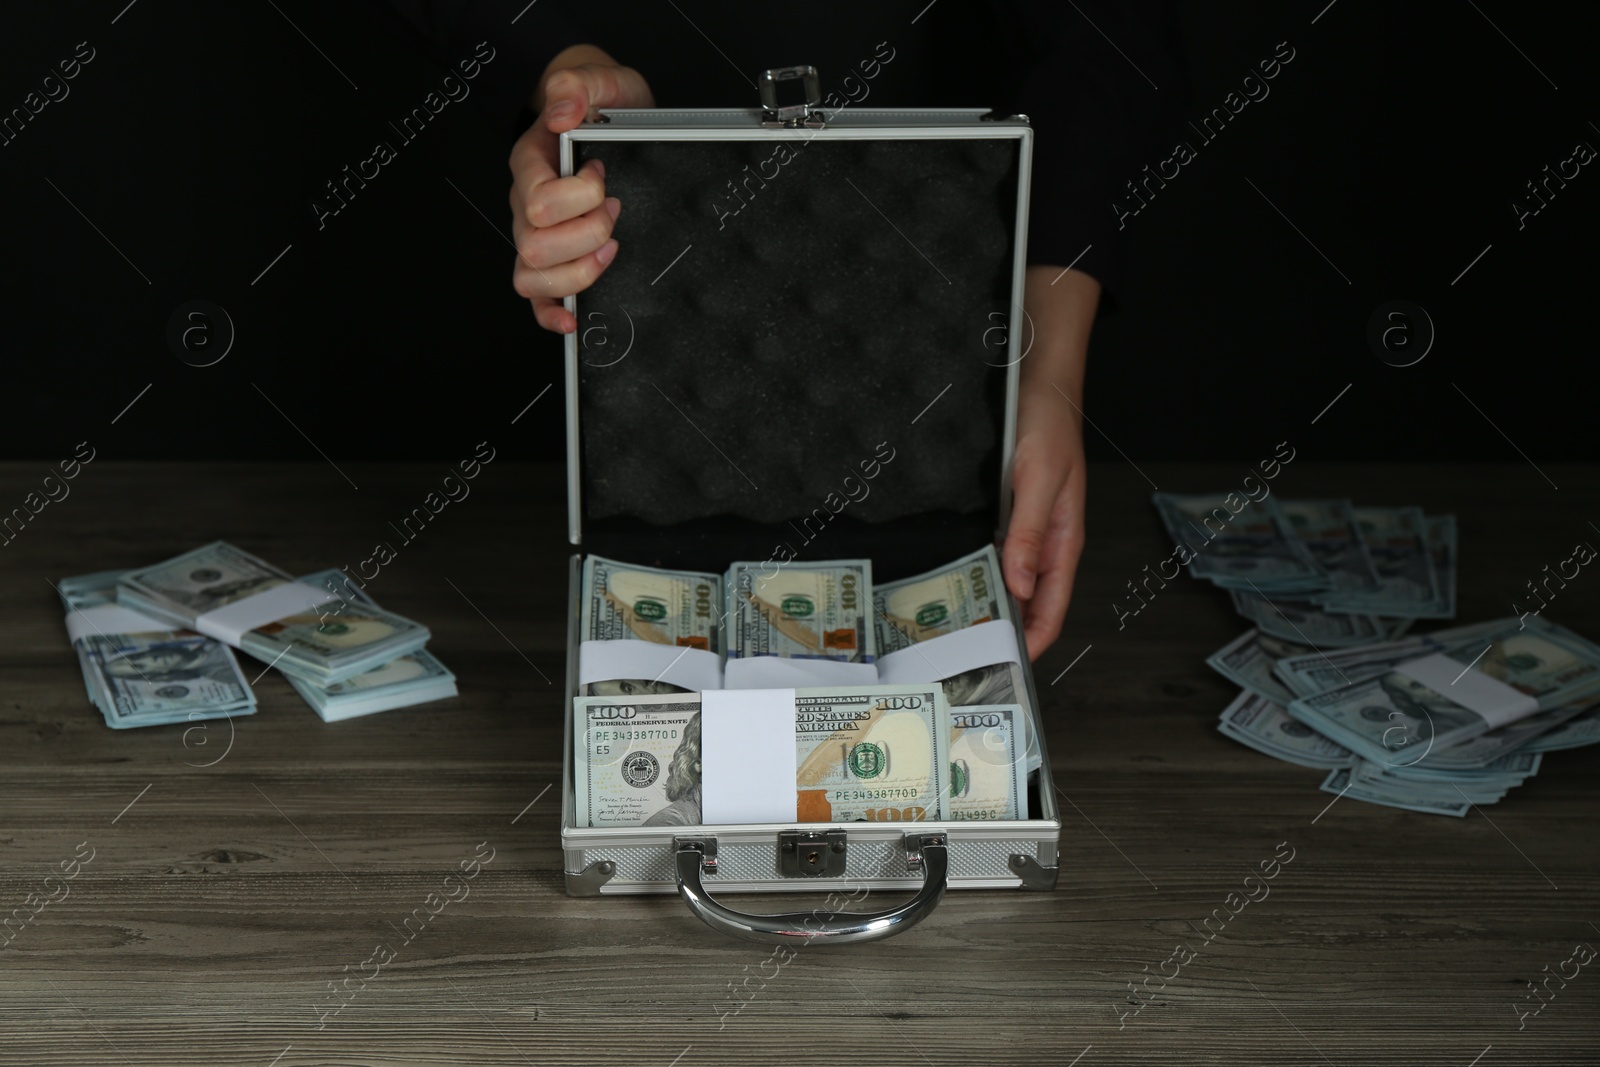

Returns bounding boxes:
[558,66,1062,944]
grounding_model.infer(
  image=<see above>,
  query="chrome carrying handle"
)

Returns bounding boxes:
[673,834,948,946]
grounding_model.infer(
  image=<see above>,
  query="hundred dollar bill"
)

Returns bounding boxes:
[875,545,1009,652]
[1228,589,1384,647]
[1206,629,1312,704]
[1521,700,1600,753]
[1273,618,1537,699]
[1377,749,1540,786]
[1384,617,1417,641]
[1409,514,1458,619]
[579,555,722,696]
[288,572,457,721]
[118,542,430,685]
[573,684,946,827]
[60,571,256,729]
[1278,499,1380,594]
[1417,698,1593,769]
[59,570,134,604]
[872,544,1026,705]
[59,572,139,705]
[1151,492,1325,591]
[1316,507,1438,614]
[298,567,377,609]
[1349,761,1509,804]
[726,559,874,662]
[574,695,704,827]
[870,545,1040,772]
[1320,766,1469,817]
[795,684,947,822]
[1350,758,1510,799]
[945,704,1029,820]
[287,648,457,722]
[80,632,257,728]
[1216,691,1354,769]
[1285,620,1600,766]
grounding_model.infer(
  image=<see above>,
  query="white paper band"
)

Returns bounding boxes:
[1394,652,1540,727]
[701,688,797,825]
[578,639,724,693]
[723,656,882,690]
[193,582,339,645]
[65,605,169,644]
[876,619,1022,684]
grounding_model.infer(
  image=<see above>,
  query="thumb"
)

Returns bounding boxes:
[542,64,653,132]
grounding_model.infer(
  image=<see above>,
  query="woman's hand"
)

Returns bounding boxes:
[509,45,653,334]
[1001,266,1101,661]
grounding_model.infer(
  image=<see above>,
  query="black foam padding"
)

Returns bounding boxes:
[574,134,1020,575]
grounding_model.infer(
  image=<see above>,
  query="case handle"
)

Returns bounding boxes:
[673,834,948,945]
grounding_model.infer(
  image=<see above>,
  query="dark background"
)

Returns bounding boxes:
[2,0,1594,464]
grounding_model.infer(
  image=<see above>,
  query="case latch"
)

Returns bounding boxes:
[759,65,825,127]
[779,829,847,877]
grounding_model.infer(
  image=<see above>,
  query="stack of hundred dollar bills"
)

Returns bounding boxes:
[59,570,257,730]
[573,686,1030,827]
[60,542,456,727]
[573,545,1042,826]
[288,569,457,721]
[1152,493,1457,644]
[1209,617,1600,815]
[580,545,1031,709]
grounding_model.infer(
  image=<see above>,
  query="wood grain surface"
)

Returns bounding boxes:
[1,460,1596,1066]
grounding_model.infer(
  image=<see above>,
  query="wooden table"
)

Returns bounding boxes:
[3,461,1596,1066]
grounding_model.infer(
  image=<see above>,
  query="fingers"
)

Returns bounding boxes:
[516,195,620,275]
[510,60,653,336]
[513,234,619,304]
[508,118,560,196]
[1023,537,1082,661]
[1002,455,1067,603]
[1019,468,1087,661]
[509,156,617,331]
[521,158,607,230]
[1022,613,1056,663]
[532,296,573,334]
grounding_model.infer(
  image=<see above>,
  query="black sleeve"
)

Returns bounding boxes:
[369,0,587,139]
[993,0,1185,303]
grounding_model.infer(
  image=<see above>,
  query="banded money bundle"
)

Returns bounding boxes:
[579,555,723,696]
[871,545,1042,772]
[1209,617,1600,815]
[581,553,877,676]
[60,571,257,730]
[726,559,874,662]
[1153,494,1457,644]
[289,570,458,721]
[119,542,431,686]
[576,547,1045,814]
[60,544,455,729]
[572,684,1030,827]
[582,547,1031,709]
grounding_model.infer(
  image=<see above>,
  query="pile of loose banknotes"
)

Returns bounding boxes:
[1156,493,1600,815]
[60,542,456,728]
[573,546,1042,827]
[1152,494,1458,644]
